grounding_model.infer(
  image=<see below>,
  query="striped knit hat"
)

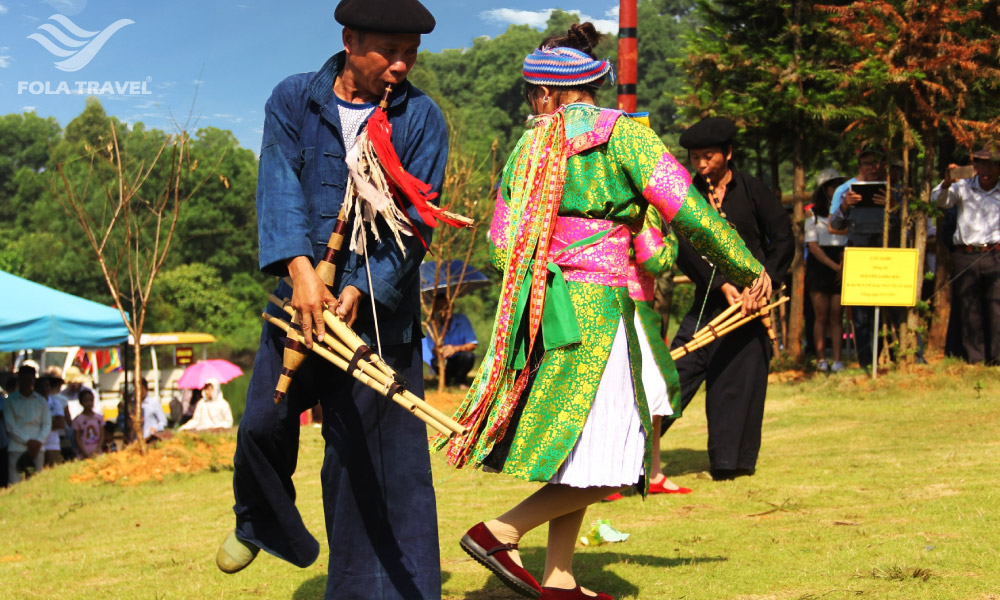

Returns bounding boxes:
[522,47,613,86]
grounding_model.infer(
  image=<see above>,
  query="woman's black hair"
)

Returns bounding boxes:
[524,22,605,105]
[810,185,831,218]
[540,22,602,57]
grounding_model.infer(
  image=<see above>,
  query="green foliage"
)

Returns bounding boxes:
[682,0,865,175]
[1,99,265,357]
[0,112,61,223]
[146,263,264,356]
[635,0,701,143]
[170,127,262,280]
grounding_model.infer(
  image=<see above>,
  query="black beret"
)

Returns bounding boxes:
[679,117,738,150]
[857,143,885,159]
[335,0,436,34]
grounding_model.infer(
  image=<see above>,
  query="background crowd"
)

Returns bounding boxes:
[0,360,234,487]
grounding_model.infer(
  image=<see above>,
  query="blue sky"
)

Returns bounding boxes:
[0,0,621,153]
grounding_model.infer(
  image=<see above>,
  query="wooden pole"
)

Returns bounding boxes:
[617,0,637,113]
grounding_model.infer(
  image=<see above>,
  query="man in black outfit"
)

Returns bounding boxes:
[666,117,794,480]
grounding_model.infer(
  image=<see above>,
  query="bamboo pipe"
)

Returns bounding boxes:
[710,297,788,340]
[273,315,307,404]
[273,204,349,404]
[315,204,350,288]
[689,300,743,346]
[317,311,463,434]
[688,296,789,346]
[268,295,466,436]
[262,312,457,438]
[671,297,789,360]
[269,293,394,379]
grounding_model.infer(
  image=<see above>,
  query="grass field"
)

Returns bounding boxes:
[1,360,999,599]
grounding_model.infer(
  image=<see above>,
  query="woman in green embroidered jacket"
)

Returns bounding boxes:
[438,23,771,600]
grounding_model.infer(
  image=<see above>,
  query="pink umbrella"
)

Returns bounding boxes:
[176,359,244,389]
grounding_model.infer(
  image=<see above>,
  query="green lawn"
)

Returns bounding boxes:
[2,360,999,599]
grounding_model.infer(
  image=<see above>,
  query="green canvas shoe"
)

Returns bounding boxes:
[216,531,260,574]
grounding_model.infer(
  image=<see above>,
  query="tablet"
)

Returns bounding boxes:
[850,181,886,208]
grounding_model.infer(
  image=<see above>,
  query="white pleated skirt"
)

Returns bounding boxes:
[635,312,673,418]
[550,315,661,488]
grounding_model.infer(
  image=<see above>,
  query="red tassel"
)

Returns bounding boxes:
[366,109,468,229]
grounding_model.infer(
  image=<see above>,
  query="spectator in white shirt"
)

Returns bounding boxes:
[932,146,1000,364]
[4,365,51,483]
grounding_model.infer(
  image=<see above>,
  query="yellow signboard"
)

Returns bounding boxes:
[841,248,921,307]
[175,346,194,366]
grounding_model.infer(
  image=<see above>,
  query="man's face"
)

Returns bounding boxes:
[17,371,35,395]
[857,153,886,182]
[344,30,421,98]
[974,158,999,190]
[432,295,447,315]
[688,146,731,182]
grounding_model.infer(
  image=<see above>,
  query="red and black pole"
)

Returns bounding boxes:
[617,0,637,113]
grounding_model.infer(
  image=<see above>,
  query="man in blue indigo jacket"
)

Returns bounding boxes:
[217,1,447,598]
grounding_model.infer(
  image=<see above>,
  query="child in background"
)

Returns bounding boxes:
[72,390,105,459]
[102,422,118,453]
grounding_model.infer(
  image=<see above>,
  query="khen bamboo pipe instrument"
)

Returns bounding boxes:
[272,204,351,405]
[261,312,461,438]
[267,295,466,437]
[688,296,789,345]
[671,296,789,360]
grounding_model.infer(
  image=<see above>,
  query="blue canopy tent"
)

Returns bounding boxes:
[0,271,129,351]
[419,261,490,367]
[419,260,490,299]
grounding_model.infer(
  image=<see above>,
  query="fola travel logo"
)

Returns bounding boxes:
[28,13,134,72]
[18,11,151,96]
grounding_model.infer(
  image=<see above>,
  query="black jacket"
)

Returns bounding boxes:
[675,164,794,301]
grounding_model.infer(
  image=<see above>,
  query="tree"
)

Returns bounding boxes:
[420,128,498,392]
[53,98,224,451]
[635,0,700,145]
[0,112,62,221]
[821,0,1000,362]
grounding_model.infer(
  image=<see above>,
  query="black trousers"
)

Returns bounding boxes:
[666,300,772,472]
[232,321,441,600]
[431,350,475,385]
[952,250,1000,364]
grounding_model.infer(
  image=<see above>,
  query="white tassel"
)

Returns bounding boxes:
[344,131,413,256]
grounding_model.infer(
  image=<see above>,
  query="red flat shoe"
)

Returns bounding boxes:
[648,479,692,494]
[602,492,624,502]
[460,522,542,599]
[541,584,613,600]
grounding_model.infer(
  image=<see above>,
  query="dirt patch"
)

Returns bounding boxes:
[70,433,236,486]
[767,369,808,384]
[424,389,467,414]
